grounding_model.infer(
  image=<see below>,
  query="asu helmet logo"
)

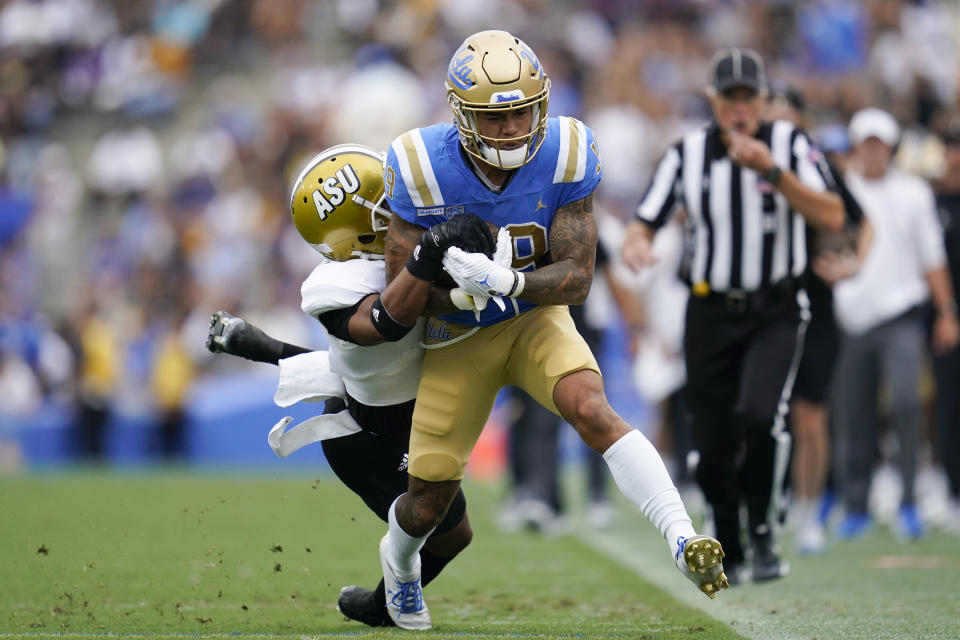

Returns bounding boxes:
[312,163,360,220]
[289,144,392,261]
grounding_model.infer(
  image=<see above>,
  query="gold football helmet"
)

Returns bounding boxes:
[446,30,550,169]
[289,144,391,261]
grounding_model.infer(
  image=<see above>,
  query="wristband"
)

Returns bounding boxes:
[507,271,525,297]
[761,166,783,185]
[370,296,414,341]
[405,244,441,281]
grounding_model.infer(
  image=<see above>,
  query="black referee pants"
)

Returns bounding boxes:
[683,288,806,566]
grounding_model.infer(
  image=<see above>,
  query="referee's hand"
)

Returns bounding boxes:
[622,220,657,271]
[723,129,775,173]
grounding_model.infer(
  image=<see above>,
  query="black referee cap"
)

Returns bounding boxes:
[710,48,766,94]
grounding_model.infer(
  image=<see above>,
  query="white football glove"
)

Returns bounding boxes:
[443,228,524,311]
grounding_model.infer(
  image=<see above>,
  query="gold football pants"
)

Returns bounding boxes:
[409,305,600,482]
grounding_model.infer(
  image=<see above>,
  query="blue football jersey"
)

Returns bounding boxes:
[384,117,602,327]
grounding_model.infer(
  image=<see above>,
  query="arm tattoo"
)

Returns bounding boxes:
[521,191,597,306]
[384,215,458,315]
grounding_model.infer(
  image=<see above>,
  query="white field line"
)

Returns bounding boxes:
[0,633,601,640]
[574,526,805,640]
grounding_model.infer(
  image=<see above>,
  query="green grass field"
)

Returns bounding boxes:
[1,471,958,640]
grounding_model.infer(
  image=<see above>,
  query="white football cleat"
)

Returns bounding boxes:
[379,534,431,630]
[675,535,729,599]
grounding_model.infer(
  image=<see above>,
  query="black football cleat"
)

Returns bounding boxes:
[752,536,789,582]
[337,585,395,627]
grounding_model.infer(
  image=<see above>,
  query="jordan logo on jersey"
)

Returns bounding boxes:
[534,197,547,212]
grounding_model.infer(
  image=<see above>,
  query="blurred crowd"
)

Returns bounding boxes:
[0,0,958,538]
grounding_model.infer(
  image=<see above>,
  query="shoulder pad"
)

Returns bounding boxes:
[553,116,593,184]
[301,260,384,318]
[388,127,445,208]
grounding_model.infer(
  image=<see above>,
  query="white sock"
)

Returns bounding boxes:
[387,497,432,582]
[603,430,696,559]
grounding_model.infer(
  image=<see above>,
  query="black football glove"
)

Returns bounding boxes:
[406,213,495,281]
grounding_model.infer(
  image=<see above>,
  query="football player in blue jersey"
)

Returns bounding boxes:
[373,30,728,630]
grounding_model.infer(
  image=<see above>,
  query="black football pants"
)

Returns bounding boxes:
[319,396,466,535]
[683,291,806,566]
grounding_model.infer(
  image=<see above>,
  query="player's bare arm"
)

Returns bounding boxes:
[346,269,432,346]
[384,212,421,282]
[385,214,459,315]
[518,191,597,306]
[345,212,497,343]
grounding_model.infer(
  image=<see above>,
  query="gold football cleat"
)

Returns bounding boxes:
[681,535,729,599]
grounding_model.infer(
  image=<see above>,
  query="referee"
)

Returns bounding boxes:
[622,48,843,584]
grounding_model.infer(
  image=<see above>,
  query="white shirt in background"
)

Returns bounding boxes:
[834,168,946,335]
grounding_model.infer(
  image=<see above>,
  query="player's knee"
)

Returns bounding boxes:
[410,452,463,483]
[406,471,462,533]
[567,392,608,428]
[554,368,606,415]
[560,388,621,450]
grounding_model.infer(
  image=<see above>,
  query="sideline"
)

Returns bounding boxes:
[574,524,800,640]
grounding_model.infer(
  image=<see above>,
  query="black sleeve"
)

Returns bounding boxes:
[316,293,376,344]
[825,158,865,225]
[278,342,311,360]
[224,322,309,365]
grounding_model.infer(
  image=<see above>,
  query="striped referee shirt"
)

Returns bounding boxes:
[637,121,831,293]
